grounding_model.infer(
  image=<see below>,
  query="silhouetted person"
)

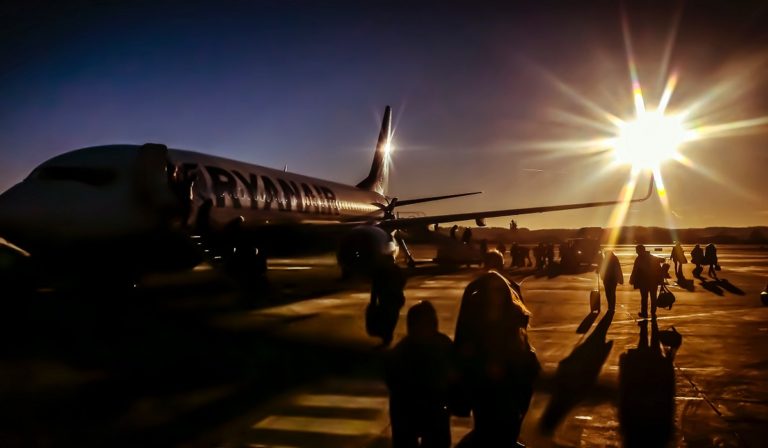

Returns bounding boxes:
[453,271,540,447]
[483,250,522,299]
[510,243,520,268]
[670,242,687,278]
[450,225,459,240]
[533,243,544,269]
[223,216,266,275]
[479,240,488,263]
[386,301,456,448]
[545,243,555,267]
[462,227,473,244]
[560,242,574,271]
[369,257,406,346]
[600,250,623,311]
[484,249,504,272]
[523,246,532,267]
[690,244,704,277]
[629,245,664,319]
[167,163,194,227]
[705,243,719,279]
[496,242,507,256]
[619,319,679,447]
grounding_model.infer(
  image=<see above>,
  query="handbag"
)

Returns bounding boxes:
[715,264,722,271]
[657,284,676,310]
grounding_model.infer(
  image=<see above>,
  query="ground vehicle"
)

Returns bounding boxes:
[560,238,601,270]
[434,241,484,267]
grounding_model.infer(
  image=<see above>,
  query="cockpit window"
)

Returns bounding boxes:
[33,166,117,186]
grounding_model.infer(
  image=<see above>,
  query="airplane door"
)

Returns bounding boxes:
[134,143,186,227]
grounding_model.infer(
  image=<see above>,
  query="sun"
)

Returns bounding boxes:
[612,110,691,169]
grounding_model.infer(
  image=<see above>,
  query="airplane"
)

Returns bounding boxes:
[0,106,654,285]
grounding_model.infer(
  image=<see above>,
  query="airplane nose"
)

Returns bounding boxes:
[0,183,37,245]
[0,181,85,248]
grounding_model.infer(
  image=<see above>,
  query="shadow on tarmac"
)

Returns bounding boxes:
[619,319,681,448]
[0,259,478,446]
[539,310,614,433]
[674,272,695,291]
[700,279,725,296]
[576,311,598,334]
[718,278,745,295]
[697,277,746,297]
[0,279,386,447]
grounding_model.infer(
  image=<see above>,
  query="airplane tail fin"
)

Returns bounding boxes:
[356,106,392,195]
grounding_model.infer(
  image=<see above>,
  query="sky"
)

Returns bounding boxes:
[1,0,766,229]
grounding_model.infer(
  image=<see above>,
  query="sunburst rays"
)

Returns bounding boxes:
[510,8,767,244]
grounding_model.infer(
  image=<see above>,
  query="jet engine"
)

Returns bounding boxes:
[336,225,399,277]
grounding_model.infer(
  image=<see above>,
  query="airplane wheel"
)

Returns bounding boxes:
[225,246,267,277]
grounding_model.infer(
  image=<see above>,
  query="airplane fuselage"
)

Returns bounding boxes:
[0,145,394,277]
[170,149,387,228]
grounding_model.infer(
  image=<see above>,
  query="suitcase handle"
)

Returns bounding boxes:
[596,270,600,292]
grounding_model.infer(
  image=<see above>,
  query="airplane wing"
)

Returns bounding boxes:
[392,191,482,207]
[371,191,482,219]
[379,177,654,230]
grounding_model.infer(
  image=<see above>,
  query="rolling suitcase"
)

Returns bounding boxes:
[589,273,601,313]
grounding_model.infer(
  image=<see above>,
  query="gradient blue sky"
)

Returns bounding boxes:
[1,1,766,228]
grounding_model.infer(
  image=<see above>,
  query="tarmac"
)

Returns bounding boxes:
[203,244,768,448]
[1,244,767,447]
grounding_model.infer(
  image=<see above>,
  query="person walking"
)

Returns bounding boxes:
[629,245,664,319]
[546,243,555,267]
[690,244,704,277]
[453,271,540,447]
[496,242,507,257]
[669,242,687,278]
[600,250,624,311]
[462,228,473,245]
[386,301,456,448]
[705,243,719,279]
[369,257,407,346]
[510,243,520,269]
[533,243,544,269]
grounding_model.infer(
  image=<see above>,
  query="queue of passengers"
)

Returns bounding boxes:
[372,242,719,447]
[476,240,553,270]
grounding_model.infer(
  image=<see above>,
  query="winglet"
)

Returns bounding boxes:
[356,106,392,195]
[632,176,655,203]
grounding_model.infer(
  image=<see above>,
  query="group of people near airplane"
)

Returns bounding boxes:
[367,241,721,447]
[600,242,720,318]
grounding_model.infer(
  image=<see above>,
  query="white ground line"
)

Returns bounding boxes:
[530,307,752,332]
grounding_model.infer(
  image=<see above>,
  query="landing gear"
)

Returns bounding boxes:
[225,246,267,277]
[224,246,270,308]
[394,231,416,268]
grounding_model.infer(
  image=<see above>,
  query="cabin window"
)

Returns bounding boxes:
[33,166,117,186]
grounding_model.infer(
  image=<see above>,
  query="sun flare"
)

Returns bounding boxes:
[611,110,693,169]
[511,8,768,246]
